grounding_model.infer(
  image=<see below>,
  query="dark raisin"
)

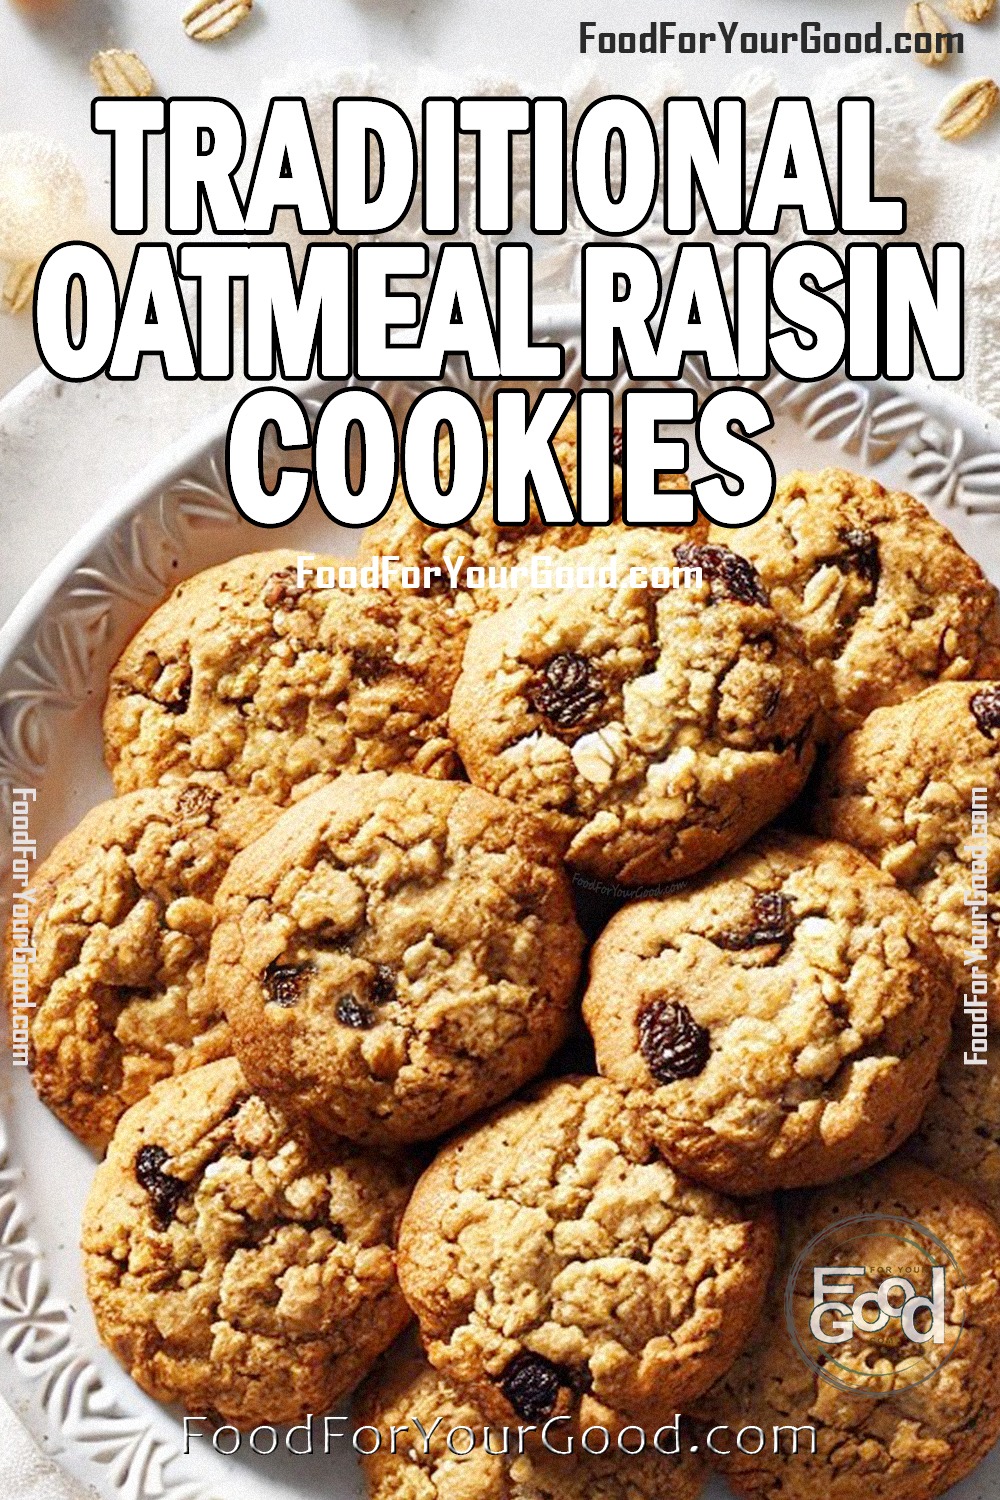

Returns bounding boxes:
[370,965,396,1004]
[637,999,711,1085]
[718,892,793,952]
[135,1144,186,1225]
[674,542,769,607]
[353,650,392,684]
[336,994,375,1029]
[264,963,309,1006]
[839,528,880,589]
[971,686,1000,736]
[530,652,605,729]
[263,569,304,609]
[499,1352,564,1421]
[565,1363,594,1395]
[612,425,623,465]
[175,784,217,820]
[751,891,792,940]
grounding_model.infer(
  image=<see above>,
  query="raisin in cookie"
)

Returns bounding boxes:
[583,832,952,1195]
[695,1160,1000,1500]
[815,681,1000,1023]
[358,409,704,614]
[355,1352,707,1500]
[906,1042,1000,1217]
[396,1076,777,1434]
[206,772,584,1146]
[103,550,466,804]
[5,775,279,1151]
[449,531,819,887]
[708,468,1000,740]
[81,1057,415,1428]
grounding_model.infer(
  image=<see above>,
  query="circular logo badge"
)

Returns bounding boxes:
[784,1212,966,1397]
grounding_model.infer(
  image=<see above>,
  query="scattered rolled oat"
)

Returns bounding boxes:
[570,723,628,786]
[943,0,994,18]
[904,2,953,64]
[934,76,1000,140]
[182,0,252,41]
[2,259,37,314]
[89,49,155,98]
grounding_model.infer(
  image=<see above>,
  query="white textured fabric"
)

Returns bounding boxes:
[0,1405,95,1500]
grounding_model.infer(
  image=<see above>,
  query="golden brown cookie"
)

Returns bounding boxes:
[709,468,1000,739]
[81,1058,416,1428]
[6,775,279,1151]
[815,681,1000,1023]
[695,1159,1000,1500]
[103,550,467,804]
[358,409,705,613]
[448,530,819,887]
[906,1042,1000,1217]
[396,1076,777,1435]
[206,772,585,1146]
[355,1351,708,1500]
[583,832,953,1194]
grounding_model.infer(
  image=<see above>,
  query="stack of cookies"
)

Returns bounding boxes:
[11,426,1000,1500]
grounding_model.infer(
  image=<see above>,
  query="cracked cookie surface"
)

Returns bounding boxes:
[396,1075,777,1434]
[207,772,584,1145]
[358,410,704,614]
[583,833,953,1194]
[7,775,280,1151]
[695,1160,1000,1500]
[81,1057,416,1428]
[906,1041,1000,1217]
[355,1351,707,1500]
[448,531,819,887]
[815,681,1000,1024]
[709,468,1000,740]
[103,550,467,804]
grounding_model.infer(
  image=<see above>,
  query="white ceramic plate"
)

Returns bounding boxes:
[3,339,1000,1500]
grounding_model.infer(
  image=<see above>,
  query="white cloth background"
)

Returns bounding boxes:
[0,1435,98,1500]
[2,56,1000,1500]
